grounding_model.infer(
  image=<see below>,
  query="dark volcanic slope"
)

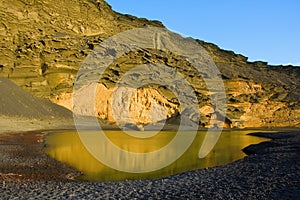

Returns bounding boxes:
[0,77,72,118]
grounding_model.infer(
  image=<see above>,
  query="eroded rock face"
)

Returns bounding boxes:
[1,0,300,128]
[225,80,300,128]
[52,83,178,125]
[0,0,162,97]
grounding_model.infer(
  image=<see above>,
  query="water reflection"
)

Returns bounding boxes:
[44,130,268,181]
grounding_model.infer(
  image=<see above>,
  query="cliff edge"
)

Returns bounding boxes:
[1,0,299,128]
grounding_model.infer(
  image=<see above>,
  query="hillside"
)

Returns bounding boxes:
[0,0,299,128]
[0,77,72,118]
[0,0,162,97]
[0,77,74,133]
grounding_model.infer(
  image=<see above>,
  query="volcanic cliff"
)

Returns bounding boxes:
[0,0,299,128]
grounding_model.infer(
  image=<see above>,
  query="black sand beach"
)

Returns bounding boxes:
[0,130,299,199]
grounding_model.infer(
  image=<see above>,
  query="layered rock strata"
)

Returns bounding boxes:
[1,0,299,128]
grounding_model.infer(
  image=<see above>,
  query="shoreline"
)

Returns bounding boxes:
[0,130,299,199]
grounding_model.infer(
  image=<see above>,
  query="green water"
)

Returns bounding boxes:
[44,130,269,182]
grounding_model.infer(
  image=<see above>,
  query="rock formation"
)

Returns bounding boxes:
[1,0,299,128]
[0,0,162,97]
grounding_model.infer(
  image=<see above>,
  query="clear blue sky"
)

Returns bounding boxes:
[105,0,300,66]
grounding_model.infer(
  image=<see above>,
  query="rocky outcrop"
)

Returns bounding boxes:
[1,0,299,128]
[225,80,300,127]
[0,0,162,97]
[52,83,179,125]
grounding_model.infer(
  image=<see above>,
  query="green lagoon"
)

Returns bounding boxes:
[44,130,269,182]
